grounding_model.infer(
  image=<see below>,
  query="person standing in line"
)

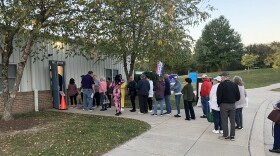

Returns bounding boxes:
[163,74,172,115]
[99,77,107,111]
[119,74,126,111]
[127,76,137,112]
[269,100,280,153]
[151,76,165,116]
[217,71,240,141]
[110,75,122,116]
[81,71,95,111]
[181,78,195,120]
[171,76,182,117]
[209,76,223,134]
[68,78,78,108]
[80,75,84,104]
[233,76,247,130]
[136,74,150,114]
[106,77,113,108]
[200,74,212,118]
[147,75,154,113]
[93,75,100,108]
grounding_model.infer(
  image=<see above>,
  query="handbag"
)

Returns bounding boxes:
[206,112,214,123]
[267,110,280,123]
[103,95,110,105]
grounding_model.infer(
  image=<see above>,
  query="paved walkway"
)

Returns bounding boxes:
[59,83,280,156]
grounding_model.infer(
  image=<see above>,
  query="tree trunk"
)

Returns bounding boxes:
[122,53,136,81]
[2,34,35,121]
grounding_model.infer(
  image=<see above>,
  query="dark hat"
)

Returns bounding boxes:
[219,71,229,77]
[88,71,93,74]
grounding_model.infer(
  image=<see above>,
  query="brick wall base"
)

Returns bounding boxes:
[0,90,53,115]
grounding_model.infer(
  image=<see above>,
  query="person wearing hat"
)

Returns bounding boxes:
[200,74,212,118]
[136,74,150,114]
[217,71,240,141]
[209,76,223,134]
[171,75,182,117]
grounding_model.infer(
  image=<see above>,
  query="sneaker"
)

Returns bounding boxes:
[160,114,163,117]
[89,109,93,111]
[100,109,105,111]
[200,115,207,118]
[130,109,136,112]
[148,110,153,113]
[174,114,181,117]
[220,130,223,134]
[151,114,157,116]
[115,112,120,116]
[212,130,219,134]
[230,136,235,141]
[218,136,230,141]
[269,149,280,153]
[185,118,190,121]
[138,112,144,115]
[83,109,87,111]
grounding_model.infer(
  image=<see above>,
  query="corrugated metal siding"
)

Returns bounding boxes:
[2,41,127,92]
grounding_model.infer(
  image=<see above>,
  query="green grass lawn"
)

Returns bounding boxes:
[0,111,150,156]
[271,88,280,92]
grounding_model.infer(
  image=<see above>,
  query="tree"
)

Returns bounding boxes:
[86,0,213,80]
[0,0,99,121]
[244,44,273,67]
[241,54,259,70]
[194,15,244,71]
[265,42,280,68]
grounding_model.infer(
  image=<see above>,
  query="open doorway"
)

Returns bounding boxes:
[49,60,66,109]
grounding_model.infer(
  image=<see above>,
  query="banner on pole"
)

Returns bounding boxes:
[156,61,164,76]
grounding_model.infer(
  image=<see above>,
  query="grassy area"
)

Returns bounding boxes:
[0,111,150,156]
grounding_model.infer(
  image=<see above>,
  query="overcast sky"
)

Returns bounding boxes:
[188,0,280,46]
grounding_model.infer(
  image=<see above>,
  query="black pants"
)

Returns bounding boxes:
[107,94,112,108]
[93,92,100,107]
[139,95,148,113]
[80,92,83,103]
[235,108,243,128]
[130,95,136,110]
[147,97,153,111]
[70,95,77,105]
[220,104,236,137]
[184,100,195,119]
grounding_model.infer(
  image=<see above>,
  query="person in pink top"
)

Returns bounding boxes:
[110,74,122,116]
[99,77,107,111]
[68,78,78,108]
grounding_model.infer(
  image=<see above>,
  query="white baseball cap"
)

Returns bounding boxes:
[202,74,208,78]
[214,76,221,82]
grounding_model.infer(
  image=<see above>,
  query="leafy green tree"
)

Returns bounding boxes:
[241,54,259,70]
[265,42,280,68]
[0,0,99,121]
[244,44,273,67]
[194,15,244,72]
[88,0,213,80]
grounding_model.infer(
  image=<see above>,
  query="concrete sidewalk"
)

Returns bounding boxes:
[60,83,280,156]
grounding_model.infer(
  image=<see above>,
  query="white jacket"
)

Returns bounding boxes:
[148,80,154,97]
[209,83,220,111]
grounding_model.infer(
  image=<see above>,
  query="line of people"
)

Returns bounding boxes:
[200,71,247,141]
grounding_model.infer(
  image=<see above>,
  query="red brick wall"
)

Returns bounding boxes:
[0,90,52,115]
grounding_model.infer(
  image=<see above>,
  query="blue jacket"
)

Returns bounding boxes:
[171,79,182,95]
[136,79,150,96]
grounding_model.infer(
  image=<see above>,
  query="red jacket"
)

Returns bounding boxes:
[200,79,212,97]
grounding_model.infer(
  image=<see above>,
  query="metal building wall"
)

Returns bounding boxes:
[2,41,126,92]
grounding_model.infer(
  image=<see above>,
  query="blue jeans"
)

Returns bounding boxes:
[235,108,243,128]
[175,94,181,114]
[201,96,210,115]
[212,109,222,131]
[274,123,280,150]
[82,89,93,110]
[164,95,171,113]
[153,99,164,115]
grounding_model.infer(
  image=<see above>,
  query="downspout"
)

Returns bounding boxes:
[30,55,39,112]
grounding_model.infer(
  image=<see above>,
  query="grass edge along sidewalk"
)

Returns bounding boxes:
[0,111,150,156]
